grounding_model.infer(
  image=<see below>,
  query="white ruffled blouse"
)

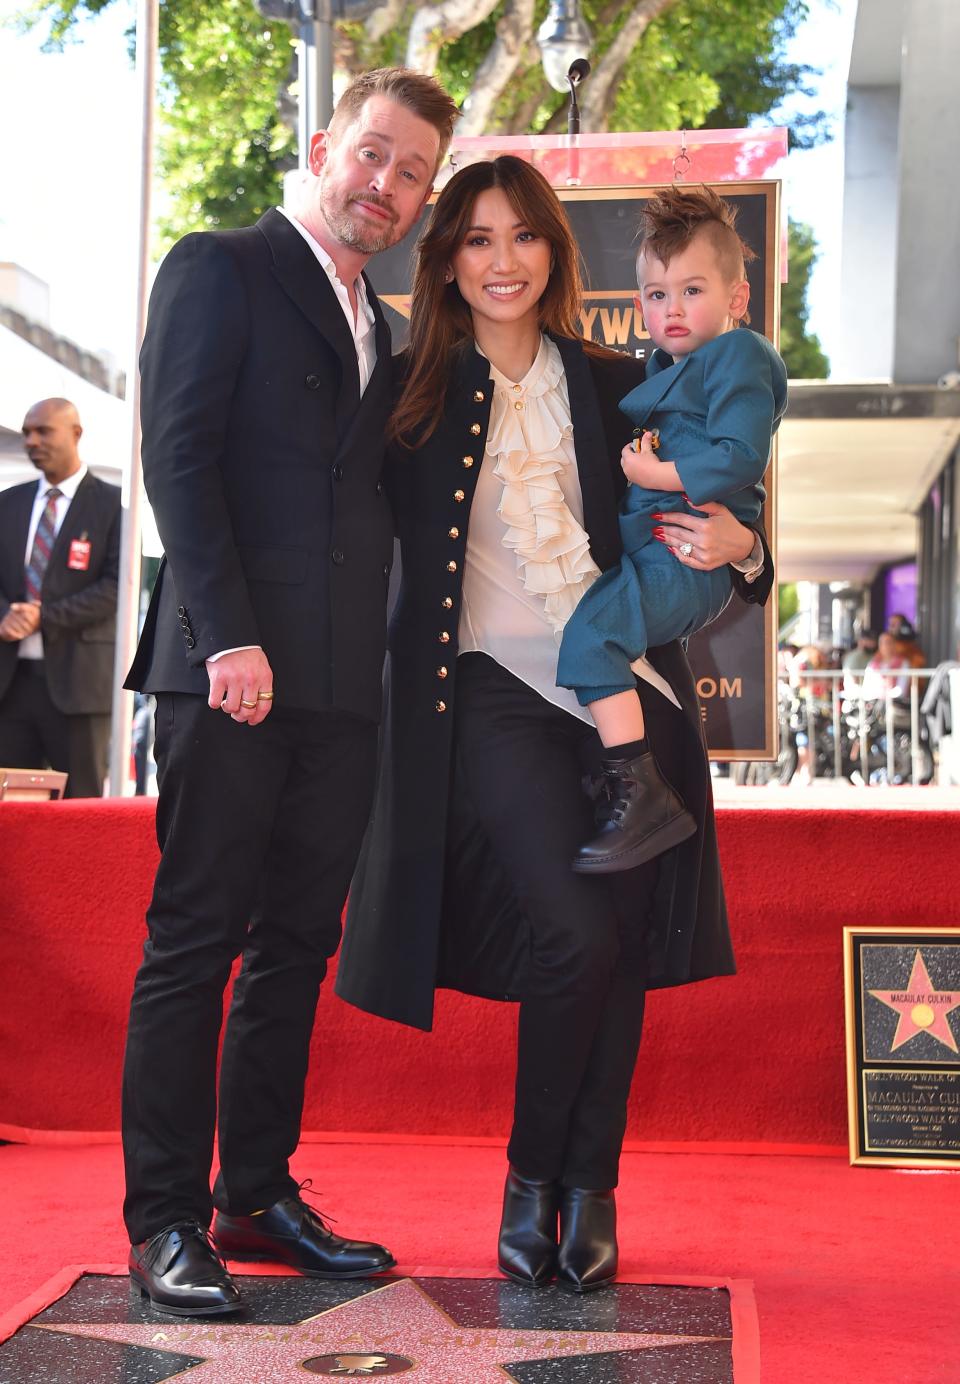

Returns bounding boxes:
[458,335,677,722]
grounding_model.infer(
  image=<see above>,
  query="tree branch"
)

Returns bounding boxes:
[540,96,570,135]
[365,0,406,44]
[456,0,536,136]
[405,0,500,75]
[506,79,554,135]
[579,0,680,131]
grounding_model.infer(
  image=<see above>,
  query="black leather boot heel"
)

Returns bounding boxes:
[497,1169,561,1287]
[557,1187,618,1293]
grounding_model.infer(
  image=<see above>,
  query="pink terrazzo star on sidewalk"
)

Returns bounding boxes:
[36,1277,725,1380]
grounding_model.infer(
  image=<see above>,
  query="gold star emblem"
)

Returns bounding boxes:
[328,1354,392,1373]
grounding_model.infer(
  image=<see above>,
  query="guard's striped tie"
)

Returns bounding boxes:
[24,487,62,602]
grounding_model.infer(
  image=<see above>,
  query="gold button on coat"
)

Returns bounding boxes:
[436,666,448,679]
[462,456,474,468]
[448,526,459,539]
[473,390,485,402]
[470,423,481,435]
[447,560,457,572]
[436,700,446,713]
[442,597,453,609]
[439,631,450,643]
[454,489,465,502]
[514,401,523,410]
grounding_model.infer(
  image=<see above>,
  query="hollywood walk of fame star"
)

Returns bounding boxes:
[34,1277,725,1381]
[869,949,960,1054]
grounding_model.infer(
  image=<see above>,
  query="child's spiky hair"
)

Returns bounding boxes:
[637,185,757,286]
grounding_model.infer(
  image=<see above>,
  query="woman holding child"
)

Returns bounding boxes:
[337,158,775,1292]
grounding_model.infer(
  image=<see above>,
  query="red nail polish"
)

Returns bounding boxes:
[652,527,666,540]
[651,513,664,521]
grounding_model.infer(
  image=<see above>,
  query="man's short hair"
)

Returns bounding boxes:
[637,184,756,284]
[328,68,460,174]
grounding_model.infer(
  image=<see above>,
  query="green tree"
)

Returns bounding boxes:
[778,581,799,633]
[155,0,297,245]
[780,219,829,377]
[18,0,826,245]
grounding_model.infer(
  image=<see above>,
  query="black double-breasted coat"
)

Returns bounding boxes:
[336,334,772,1032]
[125,208,395,724]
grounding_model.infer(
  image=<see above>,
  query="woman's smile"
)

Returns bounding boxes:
[484,281,528,298]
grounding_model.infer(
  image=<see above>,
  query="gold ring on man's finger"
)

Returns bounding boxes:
[257,690,274,701]
[239,698,258,709]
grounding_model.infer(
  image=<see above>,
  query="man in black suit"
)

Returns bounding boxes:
[121,68,458,1318]
[0,398,120,797]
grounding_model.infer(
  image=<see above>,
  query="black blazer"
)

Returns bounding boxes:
[125,208,396,723]
[336,335,772,1031]
[0,472,120,714]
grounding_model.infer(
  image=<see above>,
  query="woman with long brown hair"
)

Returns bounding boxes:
[337,156,771,1291]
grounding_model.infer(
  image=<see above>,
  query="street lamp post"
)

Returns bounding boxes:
[253,0,377,167]
[537,0,592,184]
[537,0,593,113]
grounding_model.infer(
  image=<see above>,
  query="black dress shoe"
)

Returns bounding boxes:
[497,1169,561,1288]
[213,1195,395,1279]
[129,1221,244,1317]
[557,1188,618,1293]
[572,752,695,874]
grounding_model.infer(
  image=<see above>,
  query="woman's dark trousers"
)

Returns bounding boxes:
[454,654,665,1190]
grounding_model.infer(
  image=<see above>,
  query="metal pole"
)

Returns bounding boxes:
[297,0,332,170]
[316,0,334,127]
[832,677,842,779]
[297,22,315,169]
[108,0,158,796]
[910,673,921,785]
[885,691,896,784]
[858,692,869,787]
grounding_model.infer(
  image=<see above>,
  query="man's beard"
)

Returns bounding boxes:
[321,183,399,255]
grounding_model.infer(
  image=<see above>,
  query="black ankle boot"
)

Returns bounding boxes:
[557,1187,618,1293]
[498,1169,561,1287]
[572,751,696,874]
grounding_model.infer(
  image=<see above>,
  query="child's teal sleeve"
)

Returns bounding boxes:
[673,331,787,509]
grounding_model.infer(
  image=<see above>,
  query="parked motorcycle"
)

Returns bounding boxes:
[731,686,933,786]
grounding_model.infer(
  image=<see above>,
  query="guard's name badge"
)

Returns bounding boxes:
[67,538,91,571]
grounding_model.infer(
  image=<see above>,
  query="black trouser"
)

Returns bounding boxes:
[0,660,109,798]
[454,654,661,1190]
[121,692,378,1244]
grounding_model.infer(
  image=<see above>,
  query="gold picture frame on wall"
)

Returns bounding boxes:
[844,926,960,1168]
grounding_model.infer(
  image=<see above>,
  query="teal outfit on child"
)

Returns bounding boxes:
[557,328,788,705]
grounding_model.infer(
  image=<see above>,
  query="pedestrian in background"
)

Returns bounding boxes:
[0,397,120,796]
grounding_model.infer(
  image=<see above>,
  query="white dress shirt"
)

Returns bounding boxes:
[276,204,377,396]
[20,464,87,661]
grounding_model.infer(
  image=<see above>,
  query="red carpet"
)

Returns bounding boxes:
[3,799,958,1144]
[1,1137,957,1382]
[3,801,959,1377]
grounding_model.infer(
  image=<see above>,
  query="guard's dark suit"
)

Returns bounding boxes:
[0,472,120,796]
[121,209,395,1243]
